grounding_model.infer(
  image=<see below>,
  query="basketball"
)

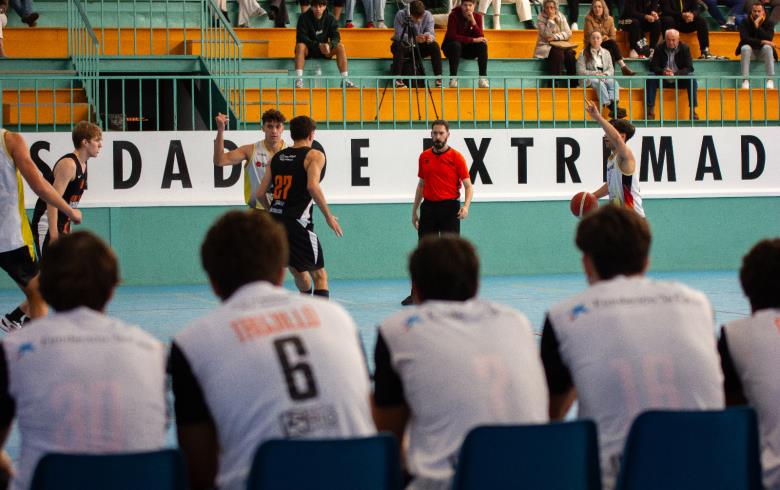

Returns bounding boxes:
[570,192,598,217]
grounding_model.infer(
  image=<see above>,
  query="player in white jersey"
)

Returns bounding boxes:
[720,238,780,490]
[0,129,82,327]
[541,205,722,489]
[212,109,287,209]
[585,99,645,217]
[170,210,374,490]
[373,235,549,490]
[0,231,167,490]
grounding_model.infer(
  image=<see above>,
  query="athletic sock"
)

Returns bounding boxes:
[7,307,24,323]
[299,288,312,295]
[313,289,330,299]
[295,69,303,77]
[340,71,348,77]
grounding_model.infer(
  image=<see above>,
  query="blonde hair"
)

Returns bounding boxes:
[588,0,610,20]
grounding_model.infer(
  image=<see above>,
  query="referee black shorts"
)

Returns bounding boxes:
[272,215,325,272]
[418,199,461,239]
[0,246,39,288]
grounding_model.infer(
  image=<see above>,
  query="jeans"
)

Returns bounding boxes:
[586,77,620,106]
[10,0,34,17]
[741,44,775,78]
[645,77,698,109]
[345,0,385,22]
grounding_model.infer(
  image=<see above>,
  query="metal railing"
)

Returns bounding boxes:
[1,74,778,131]
[200,0,244,124]
[67,0,102,127]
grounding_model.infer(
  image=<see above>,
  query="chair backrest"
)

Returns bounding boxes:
[30,448,187,490]
[246,434,403,490]
[615,407,763,490]
[452,421,602,490]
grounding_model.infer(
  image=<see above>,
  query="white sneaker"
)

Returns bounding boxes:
[741,79,750,89]
[767,80,775,89]
[376,20,387,28]
[449,79,458,88]
[341,78,356,88]
[295,78,304,89]
[478,78,490,88]
[493,16,501,29]
[570,22,578,30]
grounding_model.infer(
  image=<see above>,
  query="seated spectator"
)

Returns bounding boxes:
[698,0,742,29]
[442,0,489,87]
[645,28,699,120]
[542,205,724,489]
[215,0,267,27]
[344,0,386,27]
[585,0,635,75]
[373,235,548,490]
[8,0,36,26]
[0,0,6,58]
[619,0,662,58]
[737,1,776,89]
[391,0,443,87]
[660,0,715,58]
[170,210,375,490]
[0,231,168,490]
[743,0,780,25]
[577,31,627,118]
[478,0,535,29]
[719,238,780,490]
[534,0,576,86]
[566,0,580,29]
[294,0,356,88]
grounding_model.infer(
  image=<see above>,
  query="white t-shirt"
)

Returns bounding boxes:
[0,307,168,490]
[0,129,35,254]
[544,276,723,489]
[375,299,549,490]
[171,281,376,490]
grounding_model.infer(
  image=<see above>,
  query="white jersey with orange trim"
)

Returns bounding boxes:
[546,276,723,489]
[244,139,286,209]
[1,307,168,490]
[606,153,645,217]
[0,129,35,256]
[173,281,375,490]
[722,308,780,490]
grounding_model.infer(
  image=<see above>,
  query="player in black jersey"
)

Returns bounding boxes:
[256,116,342,299]
[2,122,101,331]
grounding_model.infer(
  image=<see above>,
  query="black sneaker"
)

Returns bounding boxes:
[401,295,414,306]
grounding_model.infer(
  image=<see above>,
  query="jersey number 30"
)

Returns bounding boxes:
[273,336,319,401]
[273,175,293,200]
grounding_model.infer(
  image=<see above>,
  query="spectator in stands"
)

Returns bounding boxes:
[442,0,490,88]
[619,0,662,58]
[344,0,386,27]
[170,210,375,490]
[391,0,443,87]
[585,0,636,75]
[577,31,627,118]
[566,0,580,29]
[294,0,356,88]
[719,238,780,490]
[542,205,724,490]
[743,0,780,25]
[373,235,549,490]
[8,0,36,27]
[698,0,742,30]
[534,0,577,87]
[478,0,535,29]
[0,231,168,490]
[0,0,6,58]
[645,28,699,119]
[660,0,716,58]
[737,1,776,89]
[214,0,267,27]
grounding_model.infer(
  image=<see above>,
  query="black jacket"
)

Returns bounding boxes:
[736,17,778,59]
[296,9,340,51]
[649,41,694,75]
[621,0,660,20]
[660,0,703,22]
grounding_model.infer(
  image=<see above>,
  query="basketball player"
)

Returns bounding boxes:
[0,231,167,490]
[256,115,342,298]
[585,99,645,217]
[541,205,722,489]
[213,109,287,209]
[0,129,82,329]
[373,235,548,489]
[720,238,780,490]
[170,210,374,490]
[3,122,102,330]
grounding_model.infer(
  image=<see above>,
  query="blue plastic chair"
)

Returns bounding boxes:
[30,448,187,490]
[246,434,403,490]
[452,421,602,490]
[615,407,763,490]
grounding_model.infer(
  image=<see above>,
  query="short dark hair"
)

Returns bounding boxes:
[576,205,651,280]
[201,210,288,300]
[461,0,476,4]
[409,0,426,16]
[261,109,286,125]
[739,238,780,311]
[431,119,450,131]
[409,235,479,302]
[39,231,119,312]
[610,119,636,141]
[310,0,327,6]
[289,115,317,141]
[71,121,102,149]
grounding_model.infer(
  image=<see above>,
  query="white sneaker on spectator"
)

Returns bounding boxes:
[341,78,357,88]
[478,78,490,88]
[741,79,750,89]
[767,80,775,89]
[377,21,387,28]
[295,78,304,89]
[449,79,458,88]
[570,22,578,30]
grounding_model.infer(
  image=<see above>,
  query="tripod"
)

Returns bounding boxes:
[376,10,439,121]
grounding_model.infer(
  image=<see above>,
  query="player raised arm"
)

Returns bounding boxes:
[305,149,343,237]
[212,113,253,167]
[585,99,636,175]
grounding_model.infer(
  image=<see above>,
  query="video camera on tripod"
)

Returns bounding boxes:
[394,0,427,87]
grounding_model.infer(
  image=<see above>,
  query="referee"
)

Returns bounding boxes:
[403,119,473,305]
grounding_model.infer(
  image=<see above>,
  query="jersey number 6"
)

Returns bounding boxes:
[273,335,319,401]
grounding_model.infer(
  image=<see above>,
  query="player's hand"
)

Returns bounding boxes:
[416,34,427,43]
[326,215,343,237]
[412,212,419,230]
[68,209,83,225]
[473,37,487,43]
[663,67,674,76]
[215,112,228,131]
[585,99,601,119]
[457,206,469,219]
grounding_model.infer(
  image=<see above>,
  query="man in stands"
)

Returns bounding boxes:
[660,0,715,58]
[645,28,700,120]
[541,205,723,489]
[442,0,489,88]
[391,0,443,88]
[0,231,168,490]
[373,235,548,489]
[719,238,780,490]
[294,0,356,89]
[170,210,374,490]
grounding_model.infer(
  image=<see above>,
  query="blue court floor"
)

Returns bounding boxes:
[0,271,750,461]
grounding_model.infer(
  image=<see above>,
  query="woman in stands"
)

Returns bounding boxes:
[534,0,576,86]
[577,30,627,118]
[584,0,635,75]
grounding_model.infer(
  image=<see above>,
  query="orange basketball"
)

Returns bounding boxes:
[570,192,598,217]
